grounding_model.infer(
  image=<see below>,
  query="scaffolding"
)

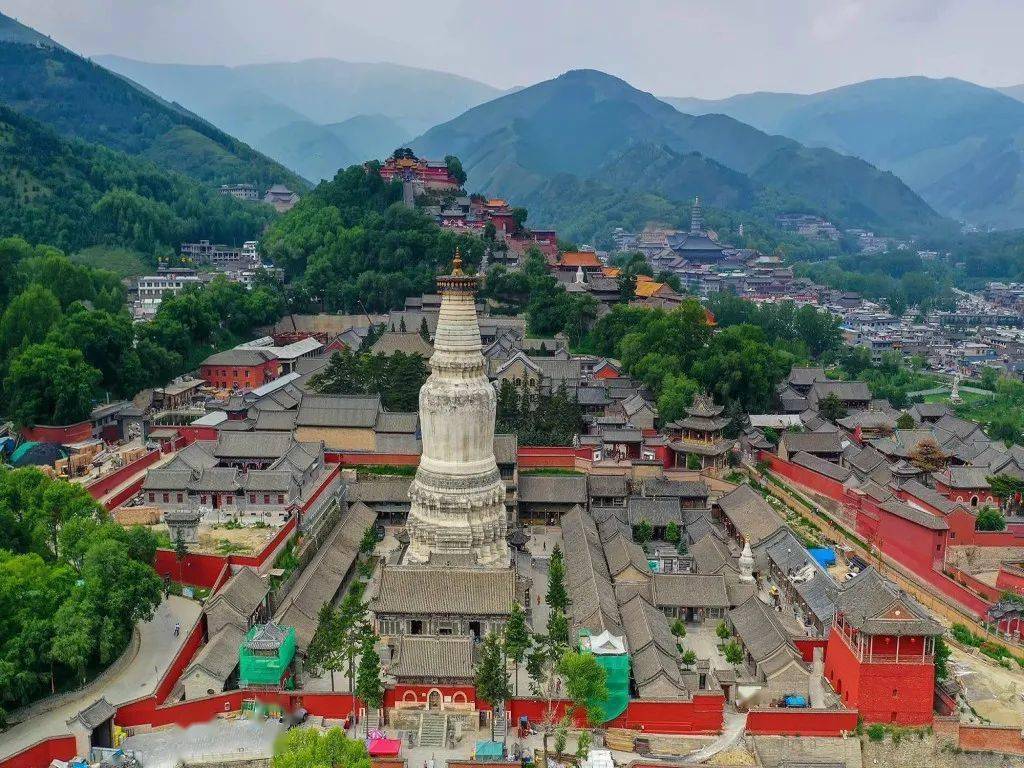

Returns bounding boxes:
[238,623,296,687]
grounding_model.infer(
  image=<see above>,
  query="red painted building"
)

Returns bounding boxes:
[199,348,281,391]
[824,568,942,725]
[378,156,461,190]
[932,466,996,507]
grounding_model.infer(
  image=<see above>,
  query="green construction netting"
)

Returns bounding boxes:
[592,652,630,723]
[238,624,296,686]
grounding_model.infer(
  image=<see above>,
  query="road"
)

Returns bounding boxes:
[0,595,203,760]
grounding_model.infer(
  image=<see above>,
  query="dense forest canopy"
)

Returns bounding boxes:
[0,103,277,258]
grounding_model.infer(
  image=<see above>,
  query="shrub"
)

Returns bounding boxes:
[867,723,886,742]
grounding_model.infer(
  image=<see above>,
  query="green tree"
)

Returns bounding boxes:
[976,506,1006,532]
[547,610,570,648]
[359,526,377,556]
[896,412,916,430]
[272,726,372,768]
[355,632,384,711]
[546,545,568,612]
[724,641,744,665]
[817,392,848,422]
[444,155,467,186]
[526,632,570,766]
[934,636,951,682]
[715,621,731,645]
[4,342,101,427]
[305,602,345,692]
[504,603,531,695]
[686,453,702,471]
[657,374,699,425]
[987,473,1024,515]
[0,284,62,357]
[632,519,653,544]
[558,650,609,727]
[670,619,686,640]
[475,632,512,738]
[665,521,681,545]
[681,649,697,668]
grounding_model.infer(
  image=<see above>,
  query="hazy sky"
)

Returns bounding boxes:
[5,0,1023,97]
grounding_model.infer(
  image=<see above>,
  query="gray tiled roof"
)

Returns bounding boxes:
[780,431,844,455]
[295,394,381,428]
[836,567,942,636]
[729,595,790,662]
[348,477,413,503]
[202,348,276,367]
[372,566,515,615]
[390,636,474,680]
[518,474,587,504]
[603,535,651,578]
[374,412,419,433]
[715,484,784,546]
[899,480,955,514]
[184,624,244,683]
[878,497,949,530]
[213,430,295,460]
[790,452,852,482]
[493,433,518,465]
[651,573,729,608]
[209,567,269,621]
[626,496,682,526]
[588,474,628,498]
[689,532,738,575]
[640,478,709,499]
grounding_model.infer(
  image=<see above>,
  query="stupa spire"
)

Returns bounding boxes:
[690,196,704,233]
[403,249,509,567]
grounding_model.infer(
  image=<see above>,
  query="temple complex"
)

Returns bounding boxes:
[404,249,510,566]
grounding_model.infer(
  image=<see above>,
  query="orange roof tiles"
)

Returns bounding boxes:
[634,280,666,298]
[602,267,621,278]
[560,251,602,268]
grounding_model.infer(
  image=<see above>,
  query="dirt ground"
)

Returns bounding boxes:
[951,644,1024,727]
[149,522,278,556]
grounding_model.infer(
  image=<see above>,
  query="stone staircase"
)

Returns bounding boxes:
[364,708,381,733]
[492,709,508,742]
[418,712,447,748]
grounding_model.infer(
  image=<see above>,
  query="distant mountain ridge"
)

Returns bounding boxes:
[95,54,505,181]
[664,77,1024,229]
[412,69,941,233]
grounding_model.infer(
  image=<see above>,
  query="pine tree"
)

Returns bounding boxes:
[547,610,570,648]
[503,603,531,695]
[355,631,384,711]
[475,632,511,738]
[546,545,568,612]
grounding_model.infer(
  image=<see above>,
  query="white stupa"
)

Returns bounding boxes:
[738,540,755,583]
[403,249,510,567]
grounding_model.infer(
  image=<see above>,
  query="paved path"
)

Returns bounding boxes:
[0,596,203,760]
[682,707,747,763]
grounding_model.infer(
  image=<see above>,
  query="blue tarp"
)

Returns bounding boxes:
[784,695,808,707]
[476,741,504,759]
[808,547,836,567]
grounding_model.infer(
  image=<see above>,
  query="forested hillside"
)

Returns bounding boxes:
[261,163,487,312]
[0,14,305,190]
[0,103,275,255]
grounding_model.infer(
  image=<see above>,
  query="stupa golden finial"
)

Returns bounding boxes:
[452,247,464,275]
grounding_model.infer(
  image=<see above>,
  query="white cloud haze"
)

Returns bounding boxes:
[3,0,1021,97]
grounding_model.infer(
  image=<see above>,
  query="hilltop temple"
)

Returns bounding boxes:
[403,249,511,567]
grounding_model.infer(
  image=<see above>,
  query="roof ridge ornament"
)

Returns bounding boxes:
[452,246,464,276]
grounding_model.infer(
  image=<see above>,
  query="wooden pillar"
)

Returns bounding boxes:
[895,635,900,663]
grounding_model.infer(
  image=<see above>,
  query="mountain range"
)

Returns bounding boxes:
[664,77,1024,229]
[412,69,942,235]
[95,55,504,182]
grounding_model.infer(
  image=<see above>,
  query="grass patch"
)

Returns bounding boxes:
[356,464,418,477]
[520,467,585,476]
[72,245,153,277]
